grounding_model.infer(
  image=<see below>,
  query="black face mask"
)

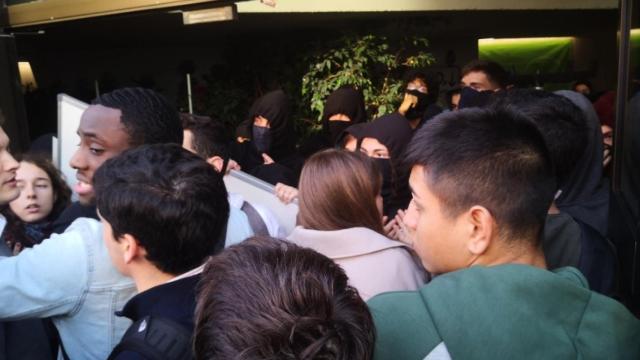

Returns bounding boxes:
[373,158,393,212]
[328,121,353,144]
[252,126,271,154]
[458,87,494,109]
[404,89,430,120]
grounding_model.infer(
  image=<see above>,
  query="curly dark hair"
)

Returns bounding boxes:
[194,237,375,360]
[92,87,183,146]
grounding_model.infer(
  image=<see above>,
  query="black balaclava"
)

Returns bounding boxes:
[252,125,271,153]
[322,87,367,144]
[404,89,430,121]
[238,90,294,161]
[358,113,414,218]
[554,90,610,237]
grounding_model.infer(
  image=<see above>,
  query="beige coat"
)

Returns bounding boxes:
[287,226,427,300]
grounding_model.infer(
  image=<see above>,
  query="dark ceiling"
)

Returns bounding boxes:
[9,9,618,52]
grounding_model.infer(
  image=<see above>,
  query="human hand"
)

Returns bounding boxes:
[275,182,299,204]
[391,209,416,248]
[262,153,275,165]
[383,216,396,238]
[226,159,241,173]
[6,241,22,256]
[398,93,418,116]
[603,147,612,168]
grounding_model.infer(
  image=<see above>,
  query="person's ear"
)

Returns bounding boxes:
[465,206,494,256]
[206,156,224,173]
[119,234,144,265]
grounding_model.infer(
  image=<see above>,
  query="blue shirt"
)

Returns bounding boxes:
[0,209,250,359]
[0,218,136,359]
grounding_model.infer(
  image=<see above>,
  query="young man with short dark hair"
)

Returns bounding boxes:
[368,107,639,359]
[53,87,184,232]
[457,60,508,110]
[181,113,285,243]
[0,87,184,359]
[194,236,375,360]
[460,59,508,92]
[94,144,229,359]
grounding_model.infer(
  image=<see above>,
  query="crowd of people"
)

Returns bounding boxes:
[0,59,638,360]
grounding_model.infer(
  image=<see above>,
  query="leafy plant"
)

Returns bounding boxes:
[177,32,435,141]
[301,34,435,128]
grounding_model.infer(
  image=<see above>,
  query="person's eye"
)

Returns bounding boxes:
[89,147,105,155]
[413,202,423,213]
[36,184,50,189]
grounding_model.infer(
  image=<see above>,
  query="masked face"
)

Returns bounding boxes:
[359,137,393,214]
[458,87,494,109]
[252,125,271,154]
[328,121,353,144]
[374,158,393,210]
[404,89,430,121]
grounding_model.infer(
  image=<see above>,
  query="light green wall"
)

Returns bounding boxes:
[237,0,617,13]
[479,37,574,75]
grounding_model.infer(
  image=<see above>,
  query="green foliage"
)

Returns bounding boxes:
[177,32,434,141]
[301,34,434,127]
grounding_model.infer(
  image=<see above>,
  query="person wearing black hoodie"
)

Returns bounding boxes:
[277,115,413,219]
[299,86,367,158]
[554,90,610,238]
[356,113,413,219]
[398,71,442,129]
[234,90,303,186]
[491,89,615,295]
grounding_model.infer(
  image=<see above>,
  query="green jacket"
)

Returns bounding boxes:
[368,265,640,359]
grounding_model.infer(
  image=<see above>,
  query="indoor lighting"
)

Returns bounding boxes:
[182,5,237,25]
[18,61,37,91]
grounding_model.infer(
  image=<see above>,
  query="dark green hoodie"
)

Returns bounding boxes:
[368,264,640,360]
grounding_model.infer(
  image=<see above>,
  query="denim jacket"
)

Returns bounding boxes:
[0,218,136,360]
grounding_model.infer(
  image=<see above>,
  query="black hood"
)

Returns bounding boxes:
[554,90,609,237]
[359,113,414,216]
[321,87,367,143]
[237,90,295,161]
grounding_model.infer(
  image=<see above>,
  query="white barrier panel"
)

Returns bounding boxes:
[224,170,298,235]
[57,94,88,195]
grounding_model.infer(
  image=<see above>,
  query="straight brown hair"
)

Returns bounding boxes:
[297,149,384,234]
